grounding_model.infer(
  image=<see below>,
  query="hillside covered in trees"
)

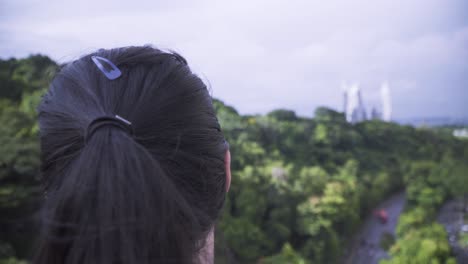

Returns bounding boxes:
[0,55,467,264]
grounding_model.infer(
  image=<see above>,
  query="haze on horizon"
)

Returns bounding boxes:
[1,0,467,119]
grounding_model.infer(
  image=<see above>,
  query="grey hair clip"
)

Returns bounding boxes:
[91,55,122,80]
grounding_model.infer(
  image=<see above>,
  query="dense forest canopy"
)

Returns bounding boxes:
[0,55,467,264]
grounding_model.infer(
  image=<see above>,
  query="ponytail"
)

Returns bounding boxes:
[35,46,227,264]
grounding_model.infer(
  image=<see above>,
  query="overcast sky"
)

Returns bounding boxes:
[1,0,467,119]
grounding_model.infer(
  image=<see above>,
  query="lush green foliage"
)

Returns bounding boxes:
[1,56,467,263]
[213,101,467,263]
[459,232,468,248]
[380,159,467,264]
[0,56,57,263]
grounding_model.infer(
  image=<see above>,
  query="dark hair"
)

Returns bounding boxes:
[34,46,227,264]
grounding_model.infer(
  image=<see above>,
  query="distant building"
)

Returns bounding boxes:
[453,128,468,138]
[342,83,368,123]
[370,107,382,120]
[380,82,392,122]
[342,81,392,123]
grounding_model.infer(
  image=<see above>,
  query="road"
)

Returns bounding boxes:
[345,192,406,264]
[437,198,468,264]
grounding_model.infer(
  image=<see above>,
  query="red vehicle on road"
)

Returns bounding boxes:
[373,209,388,224]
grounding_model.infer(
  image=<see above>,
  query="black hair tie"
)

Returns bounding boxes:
[85,115,134,143]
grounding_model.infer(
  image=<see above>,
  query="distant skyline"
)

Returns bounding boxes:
[1,0,467,119]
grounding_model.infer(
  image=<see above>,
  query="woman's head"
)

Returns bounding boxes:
[35,46,229,264]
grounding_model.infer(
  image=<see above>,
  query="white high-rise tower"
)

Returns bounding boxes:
[343,82,367,123]
[342,81,348,115]
[380,82,392,122]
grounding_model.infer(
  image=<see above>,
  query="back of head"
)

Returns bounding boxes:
[35,46,227,264]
